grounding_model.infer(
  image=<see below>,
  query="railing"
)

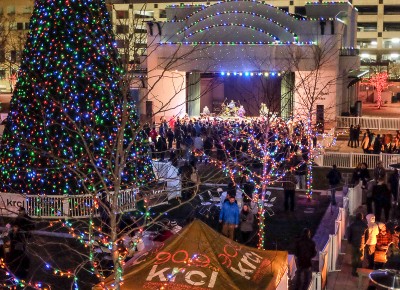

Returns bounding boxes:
[336,116,400,130]
[23,188,140,219]
[308,195,349,290]
[317,152,400,169]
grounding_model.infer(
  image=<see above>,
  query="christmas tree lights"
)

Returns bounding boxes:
[0,0,154,195]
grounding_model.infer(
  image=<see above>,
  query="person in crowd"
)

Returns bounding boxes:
[389,169,399,206]
[372,178,391,222]
[203,135,213,163]
[166,127,174,150]
[373,134,382,154]
[351,162,370,188]
[373,161,386,182]
[385,226,400,269]
[347,212,368,276]
[365,214,380,269]
[219,194,240,240]
[282,171,297,212]
[361,132,370,153]
[376,223,392,252]
[149,127,158,144]
[326,164,342,206]
[178,161,195,200]
[355,125,361,148]
[294,228,317,290]
[156,134,167,161]
[294,154,307,190]
[13,207,34,236]
[169,149,178,167]
[193,134,204,162]
[239,204,254,245]
[348,125,355,148]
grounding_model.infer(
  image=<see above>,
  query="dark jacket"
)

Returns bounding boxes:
[282,172,297,191]
[347,219,368,248]
[294,236,317,269]
[327,168,342,186]
[239,210,254,232]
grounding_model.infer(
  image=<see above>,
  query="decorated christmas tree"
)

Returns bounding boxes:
[0,0,154,195]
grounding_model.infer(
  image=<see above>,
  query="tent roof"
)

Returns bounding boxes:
[95,220,288,290]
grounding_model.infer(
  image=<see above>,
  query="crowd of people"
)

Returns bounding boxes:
[347,212,400,276]
[348,161,399,222]
[143,114,316,193]
[348,125,400,154]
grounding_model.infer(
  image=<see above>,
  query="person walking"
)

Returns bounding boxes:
[239,204,254,245]
[365,214,380,269]
[282,171,297,212]
[347,212,368,276]
[294,228,317,290]
[219,194,240,240]
[326,164,342,206]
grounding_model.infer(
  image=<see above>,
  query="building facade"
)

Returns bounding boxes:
[1,0,398,113]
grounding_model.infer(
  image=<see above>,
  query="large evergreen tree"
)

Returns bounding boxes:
[0,0,154,195]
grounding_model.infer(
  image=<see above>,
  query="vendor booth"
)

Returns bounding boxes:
[94,220,289,289]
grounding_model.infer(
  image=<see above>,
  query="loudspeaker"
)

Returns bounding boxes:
[146,101,153,117]
[316,105,324,133]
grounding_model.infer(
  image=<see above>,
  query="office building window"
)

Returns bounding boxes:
[279,7,289,13]
[0,50,5,63]
[0,70,5,80]
[116,39,129,49]
[356,5,378,15]
[10,51,17,63]
[159,9,167,18]
[357,22,377,32]
[116,10,129,19]
[294,7,306,16]
[17,23,24,30]
[116,25,129,34]
[384,22,400,31]
[384,5,400,15]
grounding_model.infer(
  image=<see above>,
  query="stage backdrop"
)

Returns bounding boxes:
[94,220,288,290]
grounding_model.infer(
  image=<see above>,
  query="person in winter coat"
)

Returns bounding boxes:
[282,171,297,212]
[372,178,391,222]
[239,204,254,245]
[385,226,400,269]
[219,195,240,240]
[326,165,342,206]
[347,212,368,276]
[351,162,370,188]
[365,214,380,269]
[294,228,317,290]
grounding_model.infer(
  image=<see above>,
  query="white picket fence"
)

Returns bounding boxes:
[317,152,400,169]
[336,116,400,130]
[308,183,363,290]
[24,188,140,219]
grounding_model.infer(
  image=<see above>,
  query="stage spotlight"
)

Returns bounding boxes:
[264,72,269,77]
[227,72,231,76]
[271,72,276,76]
[233,72,237,76]
[250,72,254,76]
[245,72,249,76]
[239,72,243,76]
[221,72,225,76]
